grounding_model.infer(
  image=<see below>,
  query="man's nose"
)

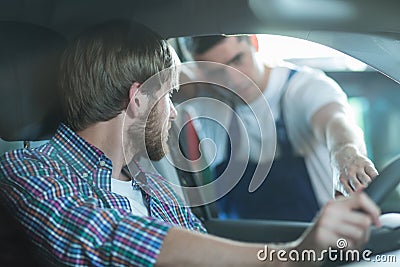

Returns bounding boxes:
[226,67,245,88]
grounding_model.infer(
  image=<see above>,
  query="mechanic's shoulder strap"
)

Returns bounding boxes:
[279,68,298,114]
[276,68,298,154]
[287,68,298,81]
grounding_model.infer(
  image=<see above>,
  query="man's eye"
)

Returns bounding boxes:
[231,54,243,64]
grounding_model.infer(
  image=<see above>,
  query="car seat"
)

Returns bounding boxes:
[0,21,67,267]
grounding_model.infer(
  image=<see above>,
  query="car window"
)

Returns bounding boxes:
[171,34,400,219]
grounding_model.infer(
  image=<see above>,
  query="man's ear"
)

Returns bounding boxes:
[128,82,142,118]
[249,35,259,52]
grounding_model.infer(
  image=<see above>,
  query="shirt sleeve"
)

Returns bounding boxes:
[0,158,171,266]
[142,170,208,234]
[286,67,348,125]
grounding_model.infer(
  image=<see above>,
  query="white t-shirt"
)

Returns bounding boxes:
[111,178,149,217]
[180,65,348,205]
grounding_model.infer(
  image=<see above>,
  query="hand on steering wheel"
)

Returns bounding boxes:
[331,144,378,195]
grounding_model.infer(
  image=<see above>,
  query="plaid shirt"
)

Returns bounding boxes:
[0,124,206,266]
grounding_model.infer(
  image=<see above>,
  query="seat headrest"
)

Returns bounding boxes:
[0,22,67,141]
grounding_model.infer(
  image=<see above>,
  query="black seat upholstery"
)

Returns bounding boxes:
[0,22,67,266]
[0,21,66,141]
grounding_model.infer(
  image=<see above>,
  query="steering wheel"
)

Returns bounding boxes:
[324,157,400,266]
[364,156,400,204]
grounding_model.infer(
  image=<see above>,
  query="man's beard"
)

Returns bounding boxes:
[127,103,169,162]
[144,104,169,161]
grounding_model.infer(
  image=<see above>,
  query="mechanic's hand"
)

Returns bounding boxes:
[331,144,378,195]
[298,192,381,258]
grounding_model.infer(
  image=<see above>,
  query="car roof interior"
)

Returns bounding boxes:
[1,0,400,82]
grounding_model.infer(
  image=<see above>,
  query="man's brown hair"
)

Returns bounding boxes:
[184,35,250,55]
[59,20,177,131]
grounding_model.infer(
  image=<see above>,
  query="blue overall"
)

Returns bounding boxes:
[215,69,320,222]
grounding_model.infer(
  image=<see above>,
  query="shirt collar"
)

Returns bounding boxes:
[51,123,113,185]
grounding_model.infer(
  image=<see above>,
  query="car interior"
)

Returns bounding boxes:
[1,0,400,266]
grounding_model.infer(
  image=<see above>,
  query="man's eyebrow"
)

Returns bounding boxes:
[225,52,243,65]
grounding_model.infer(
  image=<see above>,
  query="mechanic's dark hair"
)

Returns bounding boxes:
[185,35,250,55]
[59,20,178,131]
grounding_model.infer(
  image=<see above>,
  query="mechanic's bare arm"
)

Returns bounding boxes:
[311,102,378,195]
[155,192,381,267]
